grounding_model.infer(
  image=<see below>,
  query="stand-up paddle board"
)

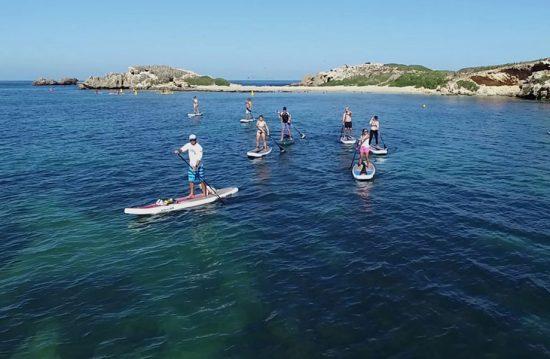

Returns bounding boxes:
[124,187,238,215]
[247,146,272,158]
[369,145,388,155]
[340,136,356,144]
[188,113,203,118]
[277,136,295,147]
[240,118,255,123]
[352,162,376,181]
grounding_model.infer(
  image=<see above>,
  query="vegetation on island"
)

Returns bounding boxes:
[456,80,480,92]
[186,76,230,86]
[320,74,392,87]
[388,70,450,89]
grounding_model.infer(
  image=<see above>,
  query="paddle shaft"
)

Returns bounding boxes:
[176,153,225,205]
[291,124,306,139]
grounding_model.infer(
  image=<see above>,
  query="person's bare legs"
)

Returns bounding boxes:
[201,182,208,197]
[188,182,195,198]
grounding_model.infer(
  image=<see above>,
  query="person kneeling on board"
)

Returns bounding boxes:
[174,134,209,198]
[255,115,270,151]
[357,129,371,172]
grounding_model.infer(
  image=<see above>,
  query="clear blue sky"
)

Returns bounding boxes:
[1,0,548,80]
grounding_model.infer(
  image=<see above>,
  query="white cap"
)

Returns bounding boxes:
[189,134,197,140]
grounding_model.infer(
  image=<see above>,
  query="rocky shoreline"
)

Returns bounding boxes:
[32,77,78,86]
[48,58,550,100]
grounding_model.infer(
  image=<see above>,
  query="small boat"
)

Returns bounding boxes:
[247,146,272,158]
[340,136,356,145]
[188,113,203,118]
[124,187,238,215]
[352,162,376,181]
[369,145,388,155]
[240,118,255,123]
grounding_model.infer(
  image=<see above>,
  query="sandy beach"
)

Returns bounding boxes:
[194,83,437,95]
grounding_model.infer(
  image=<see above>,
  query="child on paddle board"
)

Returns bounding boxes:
[255,115,270,151]
[193,96,199,114]
[245,98,253,120]
[342,107,353,138]
[357,129,371,170]
[174,134,208,198]
[369,115,380,146]
[278,107,292,141]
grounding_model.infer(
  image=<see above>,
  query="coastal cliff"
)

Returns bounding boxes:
[301,58,550,100]
[33,77,78,86]
[79,65,229,90]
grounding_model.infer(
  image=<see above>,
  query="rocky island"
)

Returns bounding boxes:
[77,58,550,100]
[32,77,78,86]
[78,65,229,91]
[301,58,550,100]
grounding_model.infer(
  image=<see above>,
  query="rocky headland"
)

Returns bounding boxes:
[301,58,550,100]
[78,65,229,91]
[32,77,78,86]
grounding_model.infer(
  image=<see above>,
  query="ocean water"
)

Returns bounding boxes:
[0,82,549,357]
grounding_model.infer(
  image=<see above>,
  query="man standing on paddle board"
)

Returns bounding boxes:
[193,96,199,114]
[245,98,253,120]
[278,107,293,141]
[342,107,353,138]
[174,134,208,198]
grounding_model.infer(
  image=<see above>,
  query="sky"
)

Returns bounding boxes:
[0,0,549,80]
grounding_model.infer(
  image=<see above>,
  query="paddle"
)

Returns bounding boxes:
[339,125,344,140]
[292,124,307,139]
[270,135,286,153]
[175,152,225,205]
[379,131,387,149]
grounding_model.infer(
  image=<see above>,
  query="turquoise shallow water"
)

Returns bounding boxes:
[1,82,549,357]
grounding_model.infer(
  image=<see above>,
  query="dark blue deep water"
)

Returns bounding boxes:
[1,82,549,357]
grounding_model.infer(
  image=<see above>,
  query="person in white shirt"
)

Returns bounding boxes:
[193,96,199,114]
[369,115,380,146]
[174,134,207,198]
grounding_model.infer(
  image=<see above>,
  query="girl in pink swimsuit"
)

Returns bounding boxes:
[358,129,370,167]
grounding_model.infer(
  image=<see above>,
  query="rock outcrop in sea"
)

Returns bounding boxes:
[301,58,550,100]
[32,77,78,86]
[79,65,229,90]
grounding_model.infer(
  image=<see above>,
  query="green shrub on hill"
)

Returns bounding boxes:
[321,74,392,86]
[186,76,230,86]
[388,71,449,89]
[386,63,432,72]
[456,80,479,92]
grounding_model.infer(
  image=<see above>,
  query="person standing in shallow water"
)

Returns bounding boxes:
[342,107,353,138]
[174,134,208,198]
[278,107,293,141]
[369,115,380,146]
[193,96,200,114]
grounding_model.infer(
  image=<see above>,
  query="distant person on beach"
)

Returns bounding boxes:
[255,115,270,151]
[278,107,293,141]
[369,115,380,146]
[193,96,199,114]
[245,98,253,120]
[342,107,353,138]
[174,134,208,198]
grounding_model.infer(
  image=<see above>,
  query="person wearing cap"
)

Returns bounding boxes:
[278,106,292,141]
[357,128,371,169]
[369,115,380,146]
[174,134,207,198]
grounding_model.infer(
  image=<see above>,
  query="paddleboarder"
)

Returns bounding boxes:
[255,115,270,151]
[357,129,371,170]
[369,115,380,145]
[174,134,208,198]
[245,98,253,120]
[193,96,200,114]
[278,107,293,141]
[342,107,353,138]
